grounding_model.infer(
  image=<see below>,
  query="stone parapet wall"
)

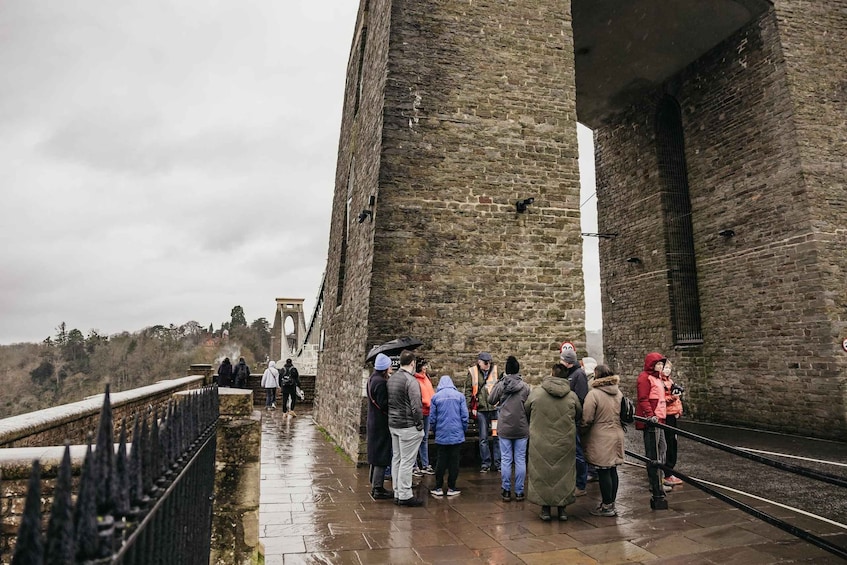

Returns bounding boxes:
[0,376,205,448]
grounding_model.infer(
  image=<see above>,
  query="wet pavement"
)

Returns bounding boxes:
[260,409,842,564]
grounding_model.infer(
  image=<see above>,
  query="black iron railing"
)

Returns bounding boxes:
[4,384,218,564]
[629,416,847,561]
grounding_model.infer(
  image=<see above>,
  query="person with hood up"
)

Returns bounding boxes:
[261,360,279,411]
[217,357,234,387]
[581,364,625,517]
[367,353,394,500]
[525,363,582,522]
[234,357,251,389]
[489,356,531,502]
[428,375,469,497]
[636,352,668,503]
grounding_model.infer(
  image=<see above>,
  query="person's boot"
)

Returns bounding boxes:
[371,487,393,500]
[540,505,551,521]
[557,506,568,521]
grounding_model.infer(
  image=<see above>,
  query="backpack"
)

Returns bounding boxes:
[236,363,250,385]
[279,366,292,386]
[619,395,635,425]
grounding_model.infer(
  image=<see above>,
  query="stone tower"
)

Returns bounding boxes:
[314,0,585,459]
[270,298,306,363]
[315,0,846,458]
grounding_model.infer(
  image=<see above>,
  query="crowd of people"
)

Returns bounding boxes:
[366,346,684,519]
[217,356,303,417]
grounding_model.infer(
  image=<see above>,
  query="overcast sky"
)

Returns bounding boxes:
[0,1,600,345]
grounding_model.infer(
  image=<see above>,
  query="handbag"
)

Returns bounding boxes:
[296,386,305,400]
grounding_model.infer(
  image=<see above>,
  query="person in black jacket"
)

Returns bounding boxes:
[279,359,301,417]
[367,354,394,500]
[217,357,234,387]
[234,357,251,389]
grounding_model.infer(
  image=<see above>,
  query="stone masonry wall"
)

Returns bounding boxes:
[316,0,585,462]
[595,8,846,437]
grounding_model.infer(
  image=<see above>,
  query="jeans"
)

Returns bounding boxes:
[499,437,528,494]
[265,387,276,408]
[434,443,461,491]
[665,414,678,476]
[477,410,501,469]
[643,427,666,498]
[575,432,587,489]
[418,415,430,467]
[390,426,424,501]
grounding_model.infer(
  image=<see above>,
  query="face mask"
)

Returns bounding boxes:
[662,366,672,377]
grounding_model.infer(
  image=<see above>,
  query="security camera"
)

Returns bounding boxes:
[357,210,372,223]
[516,197,535,213]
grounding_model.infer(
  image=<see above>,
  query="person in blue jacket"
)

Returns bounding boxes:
[429,375,469,497]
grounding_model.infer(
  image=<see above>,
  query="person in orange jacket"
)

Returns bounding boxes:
[413,358,436,475]
[661,360,684,486]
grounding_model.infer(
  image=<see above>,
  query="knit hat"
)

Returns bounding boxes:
[505,356,520,375]
[478,351,493,362]
[560,349,578,365]
[374,353,391,371]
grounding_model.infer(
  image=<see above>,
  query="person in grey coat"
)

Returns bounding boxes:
[387,349,424,507]
[489,356,530,502]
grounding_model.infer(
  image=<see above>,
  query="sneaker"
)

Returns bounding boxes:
[479,466,490,473]
[446,488,461,496]
[271,402,276,409]
[412,467,423,477]
[664,476,683,486]
[574,488,587,497]
[540,506,552,521]
[430,488,444,497]
[422,465,435,475]
[557,506,568,521]
[396,497,424,507]
[515,492,525,501]
[501,489,511,502]
[663,484,673,492]
[290,411,297,417]
[590,503,617,517]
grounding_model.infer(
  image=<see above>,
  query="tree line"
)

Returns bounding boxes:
[0,306,271,419]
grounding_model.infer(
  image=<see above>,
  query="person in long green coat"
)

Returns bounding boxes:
[525,362,583,521]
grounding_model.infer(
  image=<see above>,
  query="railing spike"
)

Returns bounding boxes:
[45,445,76,564]
[116,418,131,517]
[12,461,44,565]
[74,442,99,560]
[94,385,116,516]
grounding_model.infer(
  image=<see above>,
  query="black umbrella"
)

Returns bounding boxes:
[365,336,424,363]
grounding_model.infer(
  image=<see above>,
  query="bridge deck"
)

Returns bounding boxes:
[258,409,836,564]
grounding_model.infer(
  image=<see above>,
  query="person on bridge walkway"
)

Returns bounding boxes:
[279,358,301,417]
[217,357,234,387]
[463,352,501,473]
[489,355,530,503]
[561,349,589,496]
[388,349,425,507]
[261,360,279,411]
[661,360,684,486]
[581,364,625,517]
[525,362,581,522]
[636,352,668,503]
[367,353,394,500]
[413,358,435,476]
[428,375,468,497]
[234,357,251,389]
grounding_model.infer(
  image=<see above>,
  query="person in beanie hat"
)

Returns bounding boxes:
[560,347,589,496]
[489,356,530,501]
[462,351,501,472]
[366,353,394,499]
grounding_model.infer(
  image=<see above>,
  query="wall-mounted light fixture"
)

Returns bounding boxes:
[626,257,642,264]
[718,229,735,238]
[357,210,373,223]
[516,197,535,213]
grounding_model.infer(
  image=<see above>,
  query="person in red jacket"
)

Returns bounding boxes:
[636,352,668,503]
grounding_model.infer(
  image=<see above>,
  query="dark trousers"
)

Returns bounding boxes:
[369,465,386,490]
[282,385,297,412]
[643,427,666,498]
[665,414,678,474]
[597,467,619,505]
[434,443,461,491]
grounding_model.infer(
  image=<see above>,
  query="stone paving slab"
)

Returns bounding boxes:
[259,410,840,564]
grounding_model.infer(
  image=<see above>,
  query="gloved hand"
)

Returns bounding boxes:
[649,416,659,424]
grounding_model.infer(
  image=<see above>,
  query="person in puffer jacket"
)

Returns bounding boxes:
[489,356,531,502]
[428,376,469,496]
